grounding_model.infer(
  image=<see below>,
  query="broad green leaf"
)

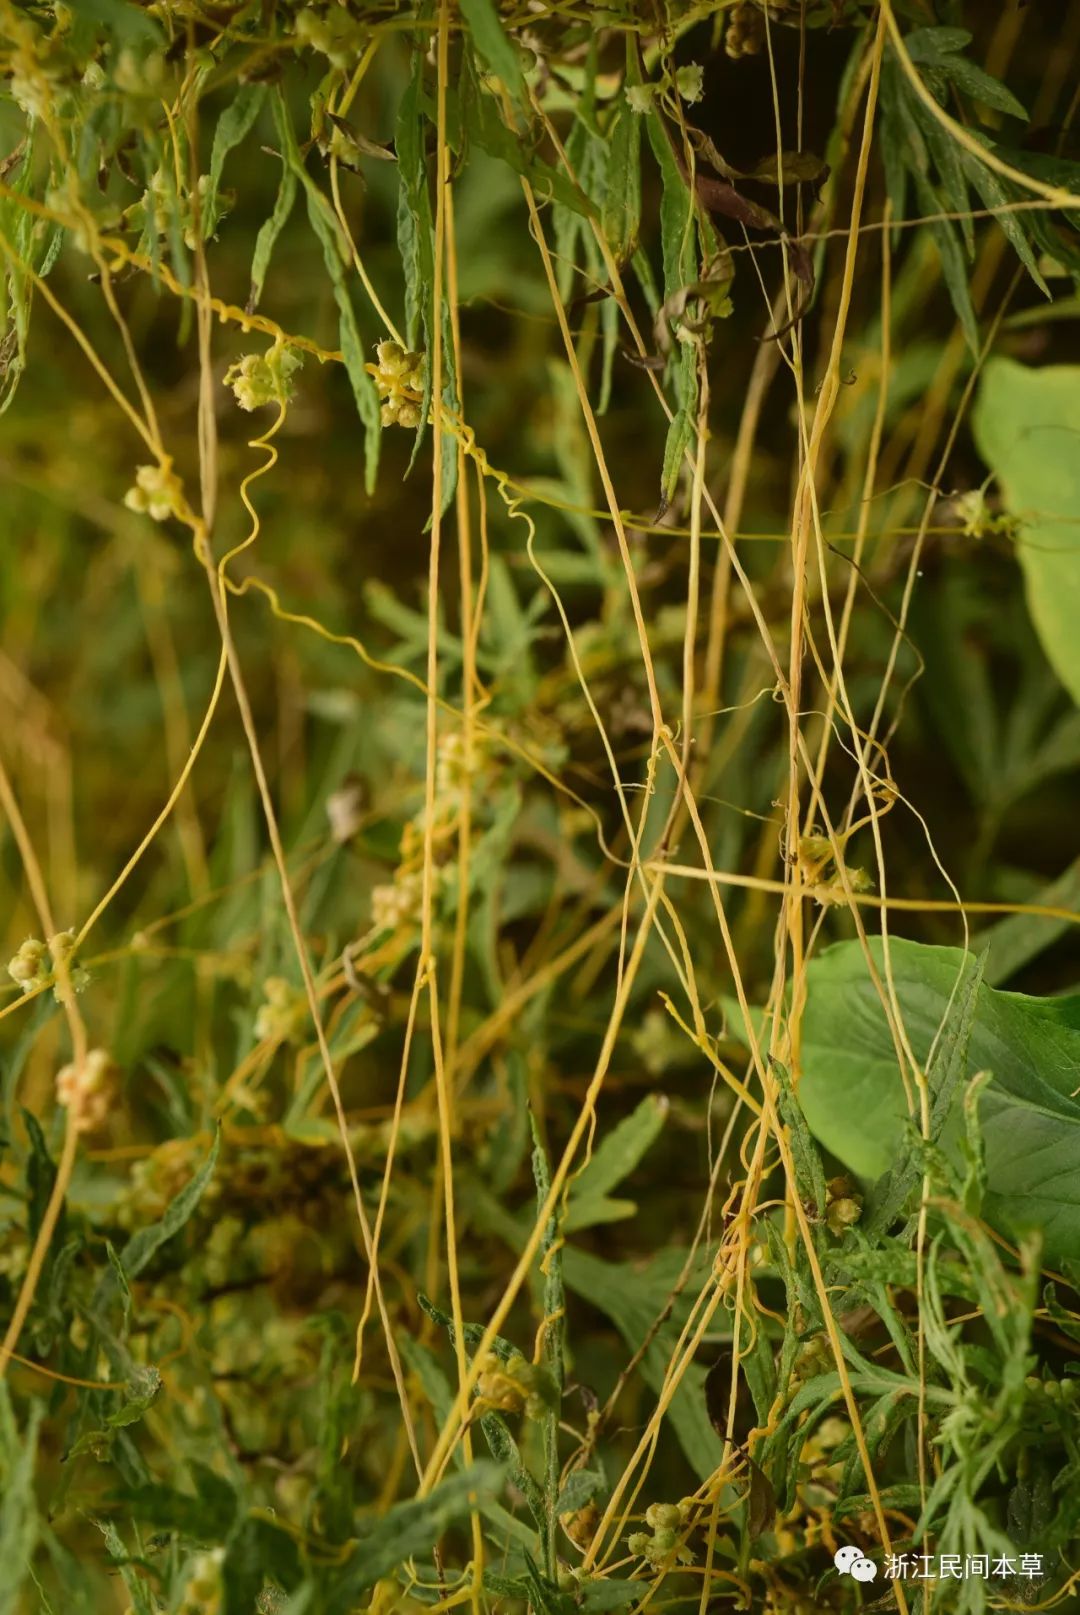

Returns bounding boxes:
[459,0,525,104]
[799,937,1080,1262]
[565,1094,668,1231]
[973,359,1080,705]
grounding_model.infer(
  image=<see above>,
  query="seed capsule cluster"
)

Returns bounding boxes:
[628,1500,695,1566]
[725,3,766,58]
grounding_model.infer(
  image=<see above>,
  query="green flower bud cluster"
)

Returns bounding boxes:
[7,931,90,1000]
[294,7,366,69]
[126,166,212,251]
[369,340,425,428]
[124,460,185,522]
[627,1501,694,1566]
[370,868,425,935]
[474,1350,556,1421]
[1026,1374,1079,1406]
[224,346,303,412]
[254,975,308,1045]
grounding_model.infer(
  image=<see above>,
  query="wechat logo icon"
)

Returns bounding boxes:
[835,1546,878,1582]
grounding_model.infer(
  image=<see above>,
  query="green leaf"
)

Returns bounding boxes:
[106,1366,163,1430]
[249,164,298,312]
[459,0,525,104]
[565,1094,668,1231]
[917,103,973,257]
[529,1113,565,1576]
[577,1580,652,1610]
[974,858,1080,985]
[799,937,1080,1262]
[99,1128,219,1301]
[0,1384,41,1615]
[93,1520,155,1615]
[203,84,266,236]
[644,110,694,299]
[272,91,381,493]
[560,1246,724,1478]
[913,171,978,352]
[323,1464,502,1612]
[602,94,642,265]
[396,52,436,356]
[864,950,984,1237]
[973,359,1080,706]
[936,57,1028,121]
[770,1056,827,1219]
[22,1108,62,1279]
[63,0,162,43]
[903,27,1028,119]
[556,1468,605,1514]
[961,147,1049,295]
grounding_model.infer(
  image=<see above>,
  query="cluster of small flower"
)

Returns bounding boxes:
[474,1349,555,1423]
[369,339,425,429]
[370,868,425,935]
[7,930,90,1000]
[56,1048,117,1135]
[253,975,308,1045]
[124,460,185,523]
[224,346,303,412]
